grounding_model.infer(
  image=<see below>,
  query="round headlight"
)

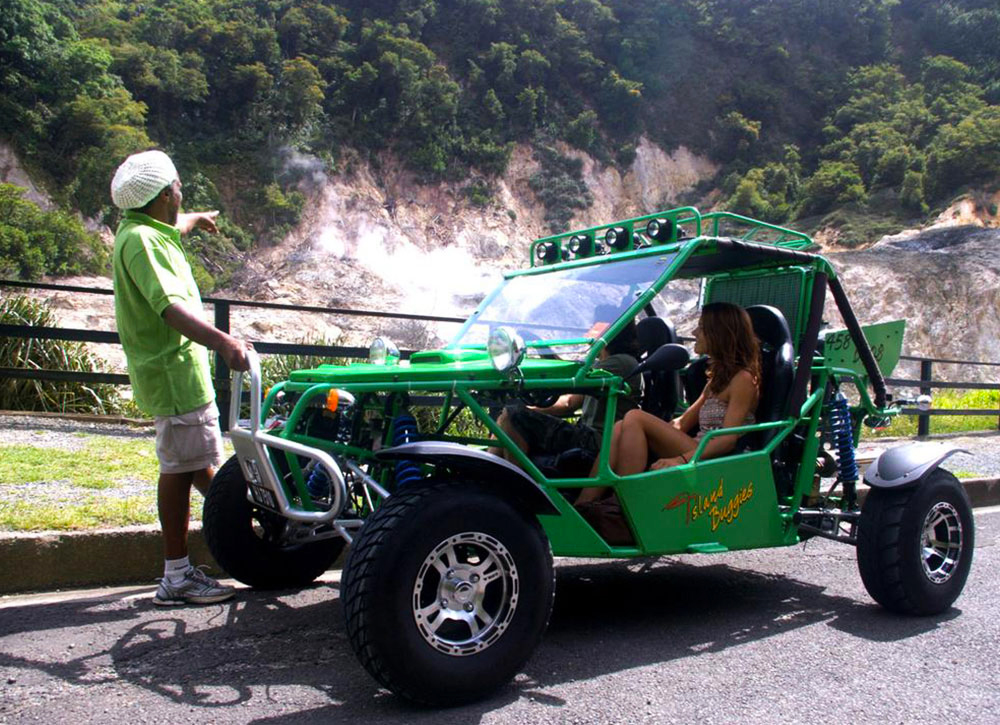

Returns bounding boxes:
[369,336,400,366]
[605,226,631,250]
[487,326,525,373]
[567,234,594,257]
[646,217,674,242]
[535,241,560,264]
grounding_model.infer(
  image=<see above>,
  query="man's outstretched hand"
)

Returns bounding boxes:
[177,211,220,235]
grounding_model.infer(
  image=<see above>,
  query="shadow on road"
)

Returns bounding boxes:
[0,559,960,721]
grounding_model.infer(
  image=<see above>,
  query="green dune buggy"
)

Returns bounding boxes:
[203,207,974,705]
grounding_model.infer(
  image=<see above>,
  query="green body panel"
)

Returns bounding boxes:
[615,452,783,553]
[823,320,906,379]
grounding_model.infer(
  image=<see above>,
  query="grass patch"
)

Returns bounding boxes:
[0,438,158,489]
[0,496,159,531]
[0,433,233,531]
[867,389,1000,439]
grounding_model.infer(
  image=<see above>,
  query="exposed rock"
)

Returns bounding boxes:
[829,226,1000,380]
[0,141,53,210]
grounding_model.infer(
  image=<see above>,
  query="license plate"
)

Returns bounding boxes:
[249,482,279,511]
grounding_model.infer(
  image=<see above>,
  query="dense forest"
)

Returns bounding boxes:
[2,0,1000,285]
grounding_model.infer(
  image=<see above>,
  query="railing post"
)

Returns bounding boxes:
[918,359,932,438]
[214,300,231,432]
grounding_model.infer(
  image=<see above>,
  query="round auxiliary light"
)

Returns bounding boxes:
[325,387,356,413]
[487,326,526,374]
[646,217,674,242]
[535,241,560,264]
[605,226,631,250]
[567,233,594,257]
[369,336,400,366]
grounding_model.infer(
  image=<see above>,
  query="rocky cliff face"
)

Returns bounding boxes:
[4,139,998,382]
[829,224,1000,381]
[229,137,717,348]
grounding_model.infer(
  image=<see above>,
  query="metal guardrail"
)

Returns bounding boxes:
[1,280,465,430]
[2,280,998,436]
[889,355,1000,436]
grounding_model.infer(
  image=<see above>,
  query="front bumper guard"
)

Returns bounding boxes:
[227,352,371,541]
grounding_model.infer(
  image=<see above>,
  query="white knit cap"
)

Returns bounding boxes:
[110,150,179,209]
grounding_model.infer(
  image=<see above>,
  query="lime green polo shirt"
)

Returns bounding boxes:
[112,210,214,416]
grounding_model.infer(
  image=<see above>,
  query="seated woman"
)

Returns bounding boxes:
[577,302,760,504]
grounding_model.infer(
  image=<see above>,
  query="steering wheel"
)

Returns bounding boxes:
[513,329,562,407]
[519,389,561,408]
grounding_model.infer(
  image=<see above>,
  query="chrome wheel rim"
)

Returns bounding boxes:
[921,501,963,584]
[412,532,518,657]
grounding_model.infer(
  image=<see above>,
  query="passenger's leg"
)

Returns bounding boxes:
[487,409,528,462]
[615,409,696,475]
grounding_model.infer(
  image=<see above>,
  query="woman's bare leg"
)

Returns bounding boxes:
[616,409,696,475]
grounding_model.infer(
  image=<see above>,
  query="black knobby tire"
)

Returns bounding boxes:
[203,455,345,589]
[857,469,974,615]
[341,479,554,706]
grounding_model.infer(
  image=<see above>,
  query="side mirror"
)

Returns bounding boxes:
[630,343,690,377]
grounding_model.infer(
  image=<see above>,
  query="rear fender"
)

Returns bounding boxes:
[863,442,969,489]
[374,441,560,516]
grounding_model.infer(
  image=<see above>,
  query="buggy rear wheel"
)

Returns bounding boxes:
[203,455,345,589]
[857,469,974,615]
[341,479,554,705]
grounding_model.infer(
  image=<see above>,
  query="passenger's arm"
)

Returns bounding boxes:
[532,393,584,417]
[672,392,706,432]
[696,371,757,460]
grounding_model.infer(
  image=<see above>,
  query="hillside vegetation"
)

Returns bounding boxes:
[2,0,1000,283]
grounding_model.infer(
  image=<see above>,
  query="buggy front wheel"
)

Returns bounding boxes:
[203,455,345,589]
[341,479,554,705]
[857,469,974,615]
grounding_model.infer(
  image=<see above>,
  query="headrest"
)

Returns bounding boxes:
[636,317,676,355]
[745,305,792,350]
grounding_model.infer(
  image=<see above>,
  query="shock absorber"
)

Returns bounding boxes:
[305,462,331,508]
[825,391,859,505]
[392,413,422,487]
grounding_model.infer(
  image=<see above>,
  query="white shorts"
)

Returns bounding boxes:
[154,401,224,474]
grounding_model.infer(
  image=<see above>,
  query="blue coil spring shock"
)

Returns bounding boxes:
[826,392,859,483]
[306,464,331,502]
[392,413,422,487]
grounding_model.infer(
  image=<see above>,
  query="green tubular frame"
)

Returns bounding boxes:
[245,205,900,553]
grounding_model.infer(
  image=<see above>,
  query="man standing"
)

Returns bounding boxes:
[110,149,253,606]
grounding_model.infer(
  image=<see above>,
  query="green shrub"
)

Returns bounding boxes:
[0,184,107,280]
[926,106,1000,195]
[528,143,593,233]
[800,161,867,216]
[0,295,132,414]
[899,169,928,215]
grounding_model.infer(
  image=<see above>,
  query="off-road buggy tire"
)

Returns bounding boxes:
[341,479,555,706]
[203,455,345,589]
[857,469,974,615]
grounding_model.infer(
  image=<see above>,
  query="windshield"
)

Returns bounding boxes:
[450,253,676,352]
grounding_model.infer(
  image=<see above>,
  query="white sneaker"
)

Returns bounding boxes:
[153,566,235,606]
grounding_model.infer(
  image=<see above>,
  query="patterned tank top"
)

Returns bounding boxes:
[696,397,755,440]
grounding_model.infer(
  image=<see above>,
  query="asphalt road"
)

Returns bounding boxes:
[2,509,998,724]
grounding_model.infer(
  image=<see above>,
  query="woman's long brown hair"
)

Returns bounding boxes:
[700,302,761,395]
